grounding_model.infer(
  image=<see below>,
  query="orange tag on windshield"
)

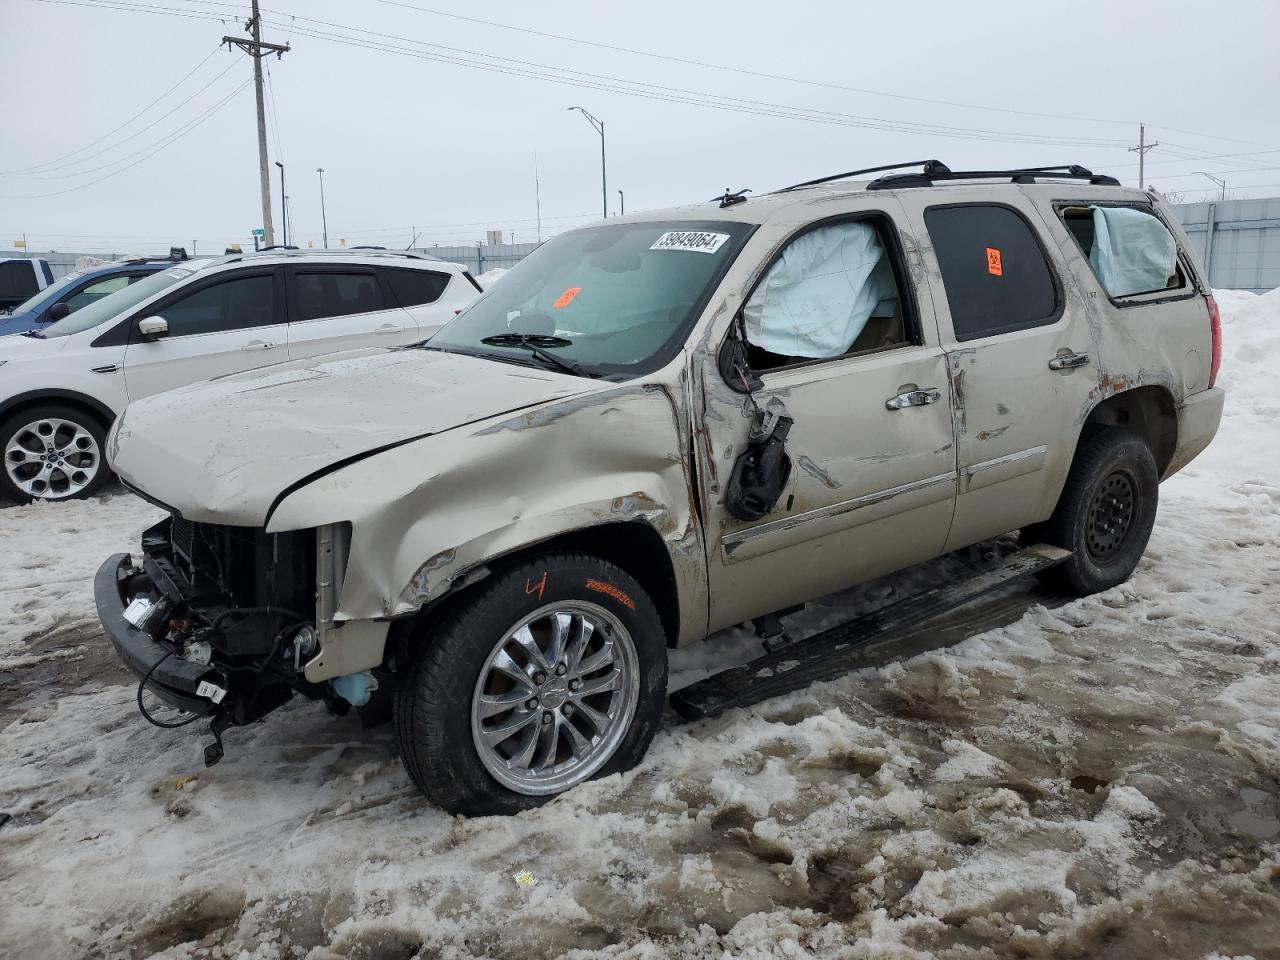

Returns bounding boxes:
[553,286,582,308]
[986,247,1003,276]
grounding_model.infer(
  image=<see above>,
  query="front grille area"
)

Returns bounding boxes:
[148,514,316,618]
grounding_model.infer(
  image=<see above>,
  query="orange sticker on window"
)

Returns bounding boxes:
[552,286,582,308]
[986,247,1003,276]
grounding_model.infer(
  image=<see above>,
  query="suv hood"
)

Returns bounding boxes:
[110,347,600,525]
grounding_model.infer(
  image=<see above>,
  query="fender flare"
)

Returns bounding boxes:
[0,388,119,427]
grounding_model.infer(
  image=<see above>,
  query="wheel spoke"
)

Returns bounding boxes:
[573,669,620,699]
[545,612,571,667]
[530,713,560,770]
[506,722,541,769]
[480,707,539,749]
[476,688,532,719]
[509,624,551,673]
[560,715,593,756]
[569,696,610,733]
[564,617,595,673]
[489,649,535,691]
[574,638,615,676]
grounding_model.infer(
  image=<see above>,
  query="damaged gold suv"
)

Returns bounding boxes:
[97,161,1224,815]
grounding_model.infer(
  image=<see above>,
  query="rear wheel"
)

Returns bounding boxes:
[0,405,111,503]
[1026,428,1159,595]
[395,553,668,816]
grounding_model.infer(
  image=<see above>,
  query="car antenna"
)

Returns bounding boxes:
[714,187,751,208]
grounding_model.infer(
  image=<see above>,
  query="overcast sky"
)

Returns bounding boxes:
[3,0,1279,255]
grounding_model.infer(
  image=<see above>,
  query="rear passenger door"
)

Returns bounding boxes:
[896,194,1101,551]
[284,265,420,360]
[380,266,472,339]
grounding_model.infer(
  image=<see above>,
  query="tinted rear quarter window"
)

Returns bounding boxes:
[0,261,38,299]
[925,204,1059,340]
[295,271,386,322]
[382,267,451,307]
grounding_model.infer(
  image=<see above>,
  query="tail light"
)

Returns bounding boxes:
[1206,294,1222,388]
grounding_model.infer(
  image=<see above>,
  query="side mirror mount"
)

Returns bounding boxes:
[718,313,763,394]
[137,316,169,339]
[46,303,71,322]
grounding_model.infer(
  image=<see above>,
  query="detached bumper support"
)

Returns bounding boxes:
[95,553,217,715]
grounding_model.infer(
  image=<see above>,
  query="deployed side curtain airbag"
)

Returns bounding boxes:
[744,222,893,358]
[1089,206,1178,297]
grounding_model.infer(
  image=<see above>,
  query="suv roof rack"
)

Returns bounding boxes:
[779,160,943,192]
[866,162,1121,190]
[215,247,444,267]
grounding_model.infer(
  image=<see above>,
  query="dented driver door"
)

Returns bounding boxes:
[696,206,959,635]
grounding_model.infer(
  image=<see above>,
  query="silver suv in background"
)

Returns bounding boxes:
[0,249,480,502]
[97,161,1223,816]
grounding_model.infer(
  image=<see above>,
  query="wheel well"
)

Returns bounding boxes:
[1084,386,1177,475]
[389,521,682,666]
[0,392,115,433]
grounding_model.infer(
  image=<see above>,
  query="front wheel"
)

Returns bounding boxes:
[395,553,668,816]
[0,404,111,503]
[1026,427,1159,596]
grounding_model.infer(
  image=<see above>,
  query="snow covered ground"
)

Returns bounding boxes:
[1,292,1278,959]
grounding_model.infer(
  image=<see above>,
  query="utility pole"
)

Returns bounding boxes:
[224,1,288,248]
[534,151,542,243]
[568,106,607,219]
[316,167,328,248]
[1128,123,1159,190]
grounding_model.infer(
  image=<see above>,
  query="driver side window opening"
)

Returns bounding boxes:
[744,217,911,372]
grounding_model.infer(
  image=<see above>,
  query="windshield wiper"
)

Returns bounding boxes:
[21,329,46,339]
[479,333,597,378]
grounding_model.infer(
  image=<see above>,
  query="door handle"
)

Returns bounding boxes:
[1048,351,1090,371]
[242,339,276,351]
[375,323,404,335]
[886,388,942,410]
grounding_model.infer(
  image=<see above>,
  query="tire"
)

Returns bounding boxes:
[1026,427,1159,596]
[395,552,668,816]
[0,404,111,504]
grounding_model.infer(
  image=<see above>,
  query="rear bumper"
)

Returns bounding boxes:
[1165,386,1225,479]
[94,552,218,715]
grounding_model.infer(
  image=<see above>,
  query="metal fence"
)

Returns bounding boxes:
[1169,197,1280,294]
[414,241,541,277]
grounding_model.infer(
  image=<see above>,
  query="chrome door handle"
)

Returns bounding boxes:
[886,388,942,410]
[1049,351,1090,371]
[242,340,276,351]
[375,323,404,335]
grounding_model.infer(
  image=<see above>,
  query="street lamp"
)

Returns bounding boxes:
[316,167,328,248]
[1191,170,1227,201]
[274,161,287,246]
[568,106,607,219]
[618,189,625,216]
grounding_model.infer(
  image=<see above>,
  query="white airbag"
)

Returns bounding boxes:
[1089,206,1178,297]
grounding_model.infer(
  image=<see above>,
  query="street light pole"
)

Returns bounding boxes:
[316,167,328,248]
[274,161,287,246]
[618,189,625,216]
[568,106,607,219]
[1191,170,1227,201]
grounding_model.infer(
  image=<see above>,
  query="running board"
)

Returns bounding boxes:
[669,543,1071,722]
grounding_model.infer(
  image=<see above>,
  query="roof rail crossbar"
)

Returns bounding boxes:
[779,159,950,192]
[867,164,1120,190]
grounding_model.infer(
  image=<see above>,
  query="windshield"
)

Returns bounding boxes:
[428,219,753,377]
[40,265,196,338]
[6,271,86,316]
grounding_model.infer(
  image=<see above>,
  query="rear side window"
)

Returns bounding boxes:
[382,267,451,307]
[925,204,1059,341]
[159,274,276,336]
[295,271,385,322]
[0,261,38,299]
[1061,205,1185,298]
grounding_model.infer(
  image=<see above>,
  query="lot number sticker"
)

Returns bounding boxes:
[650,231,730,254]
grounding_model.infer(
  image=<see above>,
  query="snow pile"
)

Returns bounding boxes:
[1,292,1279,958]
[475,266,507,288]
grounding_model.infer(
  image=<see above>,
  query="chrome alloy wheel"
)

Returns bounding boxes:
[470,600,639,795]
[4,417,101,500]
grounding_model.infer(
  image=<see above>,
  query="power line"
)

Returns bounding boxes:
[0,46,222,174]
[1,79,251,199]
